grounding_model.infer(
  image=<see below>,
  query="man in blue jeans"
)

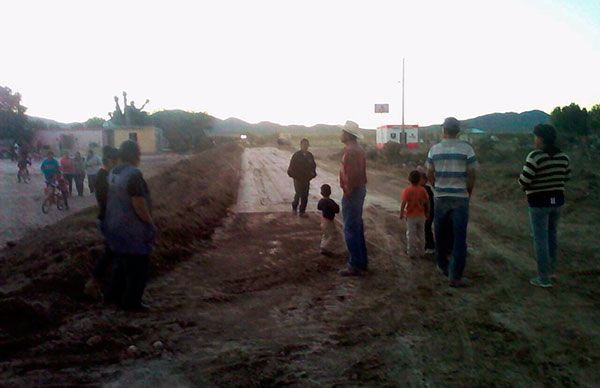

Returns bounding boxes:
[426,117,477,287]
[338,121,368,276]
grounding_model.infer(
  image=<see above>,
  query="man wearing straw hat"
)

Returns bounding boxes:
[338,121,369,276]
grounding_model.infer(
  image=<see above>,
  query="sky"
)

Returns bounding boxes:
[3,0,600,128]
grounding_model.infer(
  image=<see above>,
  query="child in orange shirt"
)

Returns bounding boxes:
[401,170,430,258]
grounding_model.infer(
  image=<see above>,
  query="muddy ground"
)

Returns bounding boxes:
[1,145,598,386]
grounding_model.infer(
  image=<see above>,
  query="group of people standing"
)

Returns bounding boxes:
[289,118,570,289]
[39,149,102,196]
[288,121,369,276]
[58,150,102,196]
[87,140,156,311]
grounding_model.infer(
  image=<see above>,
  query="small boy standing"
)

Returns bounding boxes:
[401,170,430,258]
[317,184,340,256]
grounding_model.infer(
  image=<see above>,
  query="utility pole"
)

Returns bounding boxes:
[401,58,406,144]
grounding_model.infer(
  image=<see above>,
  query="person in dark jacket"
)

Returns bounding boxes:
[84,146,121,299]
[287,138,317,216]
[418,167,435,253]
[103,140,155,311]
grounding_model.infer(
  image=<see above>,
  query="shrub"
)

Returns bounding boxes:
[380,142,404,165]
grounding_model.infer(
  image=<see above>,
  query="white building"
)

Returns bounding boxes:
[375,125,420,149]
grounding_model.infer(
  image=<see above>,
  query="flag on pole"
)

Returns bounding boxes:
[374,104,389,113]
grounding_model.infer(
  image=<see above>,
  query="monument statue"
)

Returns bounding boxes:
[108,92,149,127]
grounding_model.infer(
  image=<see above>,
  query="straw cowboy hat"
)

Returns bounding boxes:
[339,120,364,139]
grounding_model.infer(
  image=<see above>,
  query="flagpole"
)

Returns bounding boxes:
[401,58,405,143]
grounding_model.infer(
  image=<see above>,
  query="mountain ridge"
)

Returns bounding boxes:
[27,109,551,135]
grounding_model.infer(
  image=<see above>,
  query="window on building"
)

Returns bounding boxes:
[129,132,138,142]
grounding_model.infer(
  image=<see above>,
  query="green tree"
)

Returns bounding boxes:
[0,86,30,142]
[550,103,589,139]
[84,117,106,128]
[588,104,600,134]
[149,110,213,152]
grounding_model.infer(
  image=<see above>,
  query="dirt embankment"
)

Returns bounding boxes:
[0,143,243,369]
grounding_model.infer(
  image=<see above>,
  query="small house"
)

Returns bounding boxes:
[104,126,165,154]
[376,125,420,149]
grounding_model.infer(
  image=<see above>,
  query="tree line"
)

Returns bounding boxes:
[1,85,213,152]
[551,103,600,140]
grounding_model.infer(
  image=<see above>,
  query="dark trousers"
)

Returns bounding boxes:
[434,197,469,281]
[64,174,74,195]
[74,174,85,196]
[425,217,435,250]
[292,179,310,213]
[104,253,149,309]
[88,174,97,194]
[342,186,368,271]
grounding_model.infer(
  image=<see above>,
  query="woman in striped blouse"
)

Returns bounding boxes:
[518,124,571,288]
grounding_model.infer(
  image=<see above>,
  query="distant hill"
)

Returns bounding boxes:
[28,109,551,136]
[422,110,550,134]
[211,117,342,135]
[27,116,71,128]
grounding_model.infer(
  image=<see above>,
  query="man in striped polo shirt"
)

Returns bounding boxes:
[426,117,477,287]
[518,124,570,288]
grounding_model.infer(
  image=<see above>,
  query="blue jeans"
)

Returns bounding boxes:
[528,206,561,281]
[342,186,368,271]
[434,197,469,281]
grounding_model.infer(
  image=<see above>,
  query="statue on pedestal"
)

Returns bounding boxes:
[107,92,150,127]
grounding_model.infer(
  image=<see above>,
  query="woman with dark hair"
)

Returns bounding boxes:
[103,140,155,310]
[518,124,571,288]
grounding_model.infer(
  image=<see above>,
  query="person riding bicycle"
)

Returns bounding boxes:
[17,150,32,183]
[41,151,60,187]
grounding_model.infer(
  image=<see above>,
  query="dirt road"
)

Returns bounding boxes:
[100,147,419,386]
[2,146,597,386]
[105,147,600,386]
[236,147,398,213]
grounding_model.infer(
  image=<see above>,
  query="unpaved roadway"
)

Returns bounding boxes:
[99,147,458,386]
[3,146,597,386]
[236,147,398,213]
[105,147,599,386]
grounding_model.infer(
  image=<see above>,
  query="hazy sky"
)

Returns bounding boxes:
[3,0,599,128]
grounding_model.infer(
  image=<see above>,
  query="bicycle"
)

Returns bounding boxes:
[17,166,31,183]
[42,183,67,214]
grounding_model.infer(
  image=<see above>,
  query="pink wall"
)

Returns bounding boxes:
[34,128,104,153]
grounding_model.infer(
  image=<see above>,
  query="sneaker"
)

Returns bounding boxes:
[449,278,470,288]
[530,277,553,288]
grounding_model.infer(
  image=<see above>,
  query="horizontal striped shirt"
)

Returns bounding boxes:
[426,139,478,198]
[518,150,571,196]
